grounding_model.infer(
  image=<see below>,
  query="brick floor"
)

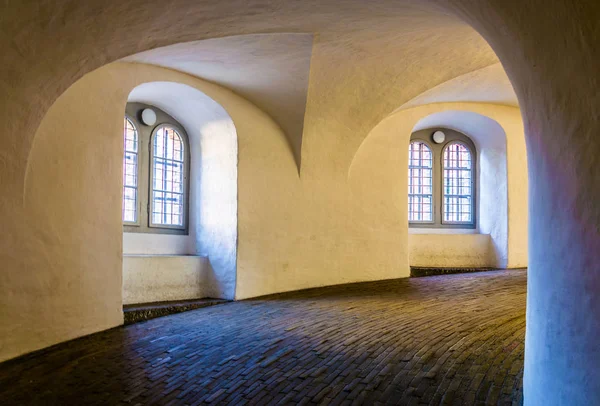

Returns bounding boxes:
[0,270,526,405]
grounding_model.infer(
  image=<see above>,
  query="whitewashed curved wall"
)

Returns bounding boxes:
[0,62,280,361]
[0,64,528,362]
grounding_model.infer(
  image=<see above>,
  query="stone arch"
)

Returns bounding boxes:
[15,61,295,360]
[348,103,527,270]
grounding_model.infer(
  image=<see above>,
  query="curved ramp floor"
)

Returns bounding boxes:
[0,270,526,405]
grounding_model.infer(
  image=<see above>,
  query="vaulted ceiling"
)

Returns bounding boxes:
[124,34,314,167]
[2,0,520,175]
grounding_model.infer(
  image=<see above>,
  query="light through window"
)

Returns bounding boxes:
[151,126,185,227]
[408,141,433,222]
[443,142,473,223]
[122,117,138,223]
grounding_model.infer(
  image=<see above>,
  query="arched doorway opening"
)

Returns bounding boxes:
[121,82,238,308]
[408,110,528,271]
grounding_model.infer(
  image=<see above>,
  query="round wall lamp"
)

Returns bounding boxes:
[432,130,446,144]
[141,108,157,126]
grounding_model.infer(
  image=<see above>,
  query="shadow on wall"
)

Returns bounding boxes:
[126,82,238,300]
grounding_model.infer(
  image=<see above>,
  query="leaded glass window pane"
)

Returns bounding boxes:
[151,126,185,227]
[408,141,433,222]
[122,117,138,223]
[443,142,473,223]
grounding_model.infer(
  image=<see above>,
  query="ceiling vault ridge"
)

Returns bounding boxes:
[395,61,517,112]
[117,61,301,176]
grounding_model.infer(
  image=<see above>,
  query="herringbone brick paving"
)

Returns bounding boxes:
[0,270,526,405]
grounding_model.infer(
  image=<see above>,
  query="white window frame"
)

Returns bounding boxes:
[442,141,475,226]
[408,128,477,229]
[408,140,435,224]
[122,102,190,235]
[149,124,188,231]
[123,116,140,226]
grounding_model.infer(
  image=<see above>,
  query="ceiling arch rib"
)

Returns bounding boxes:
[398,63,518,110]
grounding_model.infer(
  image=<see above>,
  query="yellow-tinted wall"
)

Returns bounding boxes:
[0,62,528,362]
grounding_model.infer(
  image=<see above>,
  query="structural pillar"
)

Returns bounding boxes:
[454,0,600,403]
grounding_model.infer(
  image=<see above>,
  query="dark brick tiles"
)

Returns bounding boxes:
[0,270,526,405]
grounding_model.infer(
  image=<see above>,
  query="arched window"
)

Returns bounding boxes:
[122,103,190,234]
[443,142,474,224]
[122,117,138,223]
[408,141,433,222]
[151,126,186,228]
[408,129,476,228]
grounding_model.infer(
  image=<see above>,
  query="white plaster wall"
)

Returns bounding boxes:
[0,7,524,363]
[409,234,492,268]
[192,117,238,299]
[409,228,477,234]
[2,61,528,363]
[2,66,127,362]
[123,255,211,304]
[123,234,192,255]
[0,64,251,361]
